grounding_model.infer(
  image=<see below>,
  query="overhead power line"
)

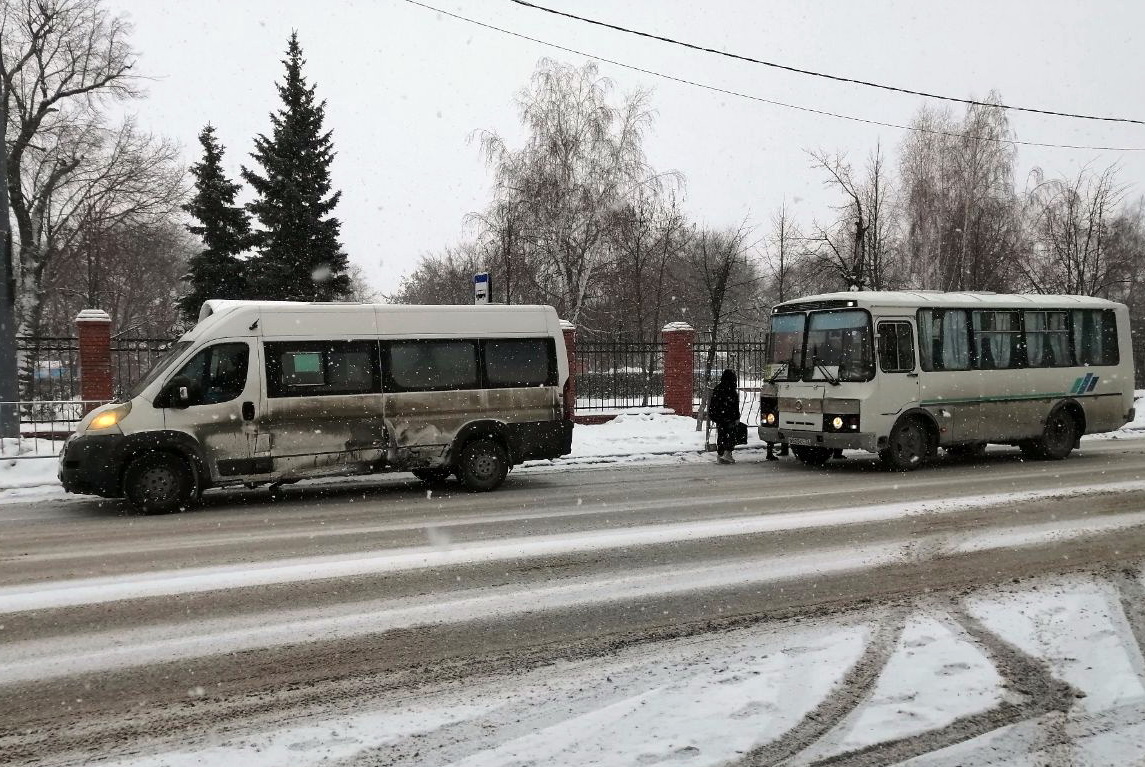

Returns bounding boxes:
[401,0,1145,152]
[511,0,1145,127]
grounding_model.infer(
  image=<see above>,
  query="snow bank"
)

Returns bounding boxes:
[0,438,61,498]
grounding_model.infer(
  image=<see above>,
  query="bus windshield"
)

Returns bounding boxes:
[766,313,805,381]
[805,310,874,382]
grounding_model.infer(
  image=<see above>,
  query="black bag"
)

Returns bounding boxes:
[734,421,748,446]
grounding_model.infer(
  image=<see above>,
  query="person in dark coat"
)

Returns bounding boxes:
[708,369,741,464]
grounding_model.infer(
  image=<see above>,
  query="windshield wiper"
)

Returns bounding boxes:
[769,348,799,384]
[815,364,841,386]
[809,351,841,386]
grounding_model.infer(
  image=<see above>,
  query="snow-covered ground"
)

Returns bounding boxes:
[96,569,1145,767]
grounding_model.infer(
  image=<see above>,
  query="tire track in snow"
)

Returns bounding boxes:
[791,601,1081,767]
[735,606,910,766]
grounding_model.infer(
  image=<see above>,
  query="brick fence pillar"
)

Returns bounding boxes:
[662,321,695,417]
[76,309,113,411]
[560,319,576,419]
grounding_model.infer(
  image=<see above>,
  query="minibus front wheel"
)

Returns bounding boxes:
[456,438,509,492]
[412,467,452,486]
[123,451,197,514]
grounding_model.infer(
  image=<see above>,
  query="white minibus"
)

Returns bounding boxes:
[758,291,1135,470]
[60,301,574,511]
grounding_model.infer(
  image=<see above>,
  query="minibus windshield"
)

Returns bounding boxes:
[126,340,192,400]
[804,310,874,382]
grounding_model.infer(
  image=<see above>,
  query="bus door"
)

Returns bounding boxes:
[876,319,921,419]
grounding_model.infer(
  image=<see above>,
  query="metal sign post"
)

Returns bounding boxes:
[473,272,491,305]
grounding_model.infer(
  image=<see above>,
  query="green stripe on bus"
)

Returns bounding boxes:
[919,392,1083,406]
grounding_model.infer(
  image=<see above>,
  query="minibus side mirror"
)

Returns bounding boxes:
[159,376,198,409]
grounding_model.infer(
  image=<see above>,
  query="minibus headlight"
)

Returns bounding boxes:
[89,403,131,431]
[764,412,777,425]
[831,416,844,430]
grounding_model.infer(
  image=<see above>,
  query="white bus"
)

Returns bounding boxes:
[757,291,1135,470]
[59,301,573,511]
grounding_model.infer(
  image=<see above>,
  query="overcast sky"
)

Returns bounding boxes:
[104,0,1145,295]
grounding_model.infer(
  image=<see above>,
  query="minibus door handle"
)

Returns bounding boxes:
[242,401,256,421]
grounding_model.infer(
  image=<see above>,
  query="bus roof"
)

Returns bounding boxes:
[774,290,1124,312]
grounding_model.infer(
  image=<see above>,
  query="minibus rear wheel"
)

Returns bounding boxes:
[123,451,196,514]
[456,438,509,492]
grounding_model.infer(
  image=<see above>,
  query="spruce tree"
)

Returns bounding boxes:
[243,33,349,301]
[179,125,252,323]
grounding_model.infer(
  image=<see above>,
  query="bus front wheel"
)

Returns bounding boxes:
[880,417,929,471]
[792,445,832,467]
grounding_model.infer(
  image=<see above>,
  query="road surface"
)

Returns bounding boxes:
[3,441,1145,765]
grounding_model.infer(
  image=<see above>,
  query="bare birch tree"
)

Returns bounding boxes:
[1,0,142,334]
[899,97,1022,292]
[474,59,674,324]
[1022,164,1126,297]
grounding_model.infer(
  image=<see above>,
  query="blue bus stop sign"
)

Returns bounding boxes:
[474,272,491,304]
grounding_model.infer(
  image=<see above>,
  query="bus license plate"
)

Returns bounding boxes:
[785,435,816,446]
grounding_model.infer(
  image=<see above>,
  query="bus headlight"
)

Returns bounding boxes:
[764,412,777,425]
[824,413,860,432]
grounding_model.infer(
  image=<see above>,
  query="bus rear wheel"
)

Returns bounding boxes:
[792,445,832,467]
[880,417,929,471]
[1024,410,1078,460]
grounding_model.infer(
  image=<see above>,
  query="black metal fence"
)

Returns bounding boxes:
[575,338,666,412]
[692,330,769,391]
[15,335,174,402]
[110,337,176,398]
[574,329,769,415]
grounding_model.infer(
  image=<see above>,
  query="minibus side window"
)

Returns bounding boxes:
[265,341,381,397]
[169,343,249,406]
[384,340,479,392]
[484,339,557,387]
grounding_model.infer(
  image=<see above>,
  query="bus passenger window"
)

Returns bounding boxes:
[918,309,969,371]
[1025,311,1071,367]
[1072,309,1119,366]
[971,311,1021,370]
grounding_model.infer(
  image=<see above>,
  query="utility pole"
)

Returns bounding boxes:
[0,81,20,437]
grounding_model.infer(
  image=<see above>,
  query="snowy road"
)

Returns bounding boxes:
[4,441,1145,765]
